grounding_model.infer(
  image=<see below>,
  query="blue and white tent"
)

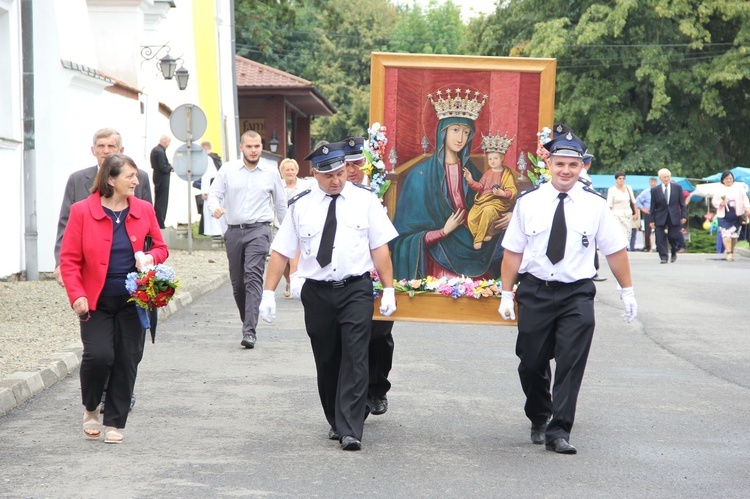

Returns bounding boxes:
[702,166,750,183]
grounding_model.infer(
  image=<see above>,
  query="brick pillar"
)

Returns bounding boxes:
[263,97,286,156]
[296,116,311,177]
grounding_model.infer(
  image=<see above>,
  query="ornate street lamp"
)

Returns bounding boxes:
[141,43,189,90]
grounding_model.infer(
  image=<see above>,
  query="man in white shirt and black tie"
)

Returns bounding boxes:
[259,141,398,451]
[499,130,637,454]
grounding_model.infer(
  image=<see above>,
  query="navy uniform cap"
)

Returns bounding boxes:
[582,150,594,164]
[552,123,574,138]
[305,141,346,173]
[542,132,587,158]
[343,137,365,162]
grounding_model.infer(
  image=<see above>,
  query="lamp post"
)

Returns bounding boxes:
[269,131,279,153]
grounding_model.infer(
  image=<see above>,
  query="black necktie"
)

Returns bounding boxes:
[316,194,339,268]
[546,193,567,265]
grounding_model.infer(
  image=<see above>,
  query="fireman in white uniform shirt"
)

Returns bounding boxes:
[499,130,637,455]
[260,141,398,451]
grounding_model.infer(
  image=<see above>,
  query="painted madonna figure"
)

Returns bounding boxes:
[391,89,506,280]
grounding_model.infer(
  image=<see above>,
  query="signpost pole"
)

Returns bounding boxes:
[186,105,193,254]
[169,103,207,256]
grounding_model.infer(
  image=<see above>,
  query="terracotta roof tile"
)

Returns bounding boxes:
[235,55,313,88]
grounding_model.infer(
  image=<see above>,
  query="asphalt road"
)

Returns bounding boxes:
[1,251,748,498]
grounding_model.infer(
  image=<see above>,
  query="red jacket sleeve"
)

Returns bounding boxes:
[59,202,87,308]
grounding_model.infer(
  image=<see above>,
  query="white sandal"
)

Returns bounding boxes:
[104,426,124,444]
[83,407,101,439]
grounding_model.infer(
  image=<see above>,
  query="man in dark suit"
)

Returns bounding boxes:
[649,168,687,263]
[54,128,152,285]
[150,135,172,228]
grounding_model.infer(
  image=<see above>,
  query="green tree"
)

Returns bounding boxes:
[469,0,750,178]
[389,0,467,54]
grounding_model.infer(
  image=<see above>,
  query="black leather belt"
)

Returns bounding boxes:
[227,222,271,229]
[307,272,370,289]
[522,273,591,289]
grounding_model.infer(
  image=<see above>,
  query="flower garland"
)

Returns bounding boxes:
[526,126,551,186]
[372,270,505,300]
[362,122,392,199]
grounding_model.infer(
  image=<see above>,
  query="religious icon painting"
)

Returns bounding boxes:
[369,52,556,283]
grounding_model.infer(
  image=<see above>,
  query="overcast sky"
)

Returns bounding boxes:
[392,0,498,21]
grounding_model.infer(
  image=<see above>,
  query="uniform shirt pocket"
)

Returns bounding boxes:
[341,216,370,251]
[297,223,321,257]
[569,220,597,255]
[521,215,550,258]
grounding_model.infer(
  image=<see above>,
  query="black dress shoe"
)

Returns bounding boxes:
[370,397,388,415]
[641,248,650,252]
[241,334,256,349]
[545,438,577,454]
[671,253,677,263]
[530,423,547,445]
[328,428,340,440]
[340,436,361,451]
[660,259,668,264]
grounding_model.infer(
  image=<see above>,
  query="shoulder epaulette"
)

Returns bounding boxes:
[351,182,376,193]
[578,177,592,186]
[516,184,541,200]
[288,189,311,207]
[583,185,606,199]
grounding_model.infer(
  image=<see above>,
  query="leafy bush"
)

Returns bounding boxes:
[686,228,718,254]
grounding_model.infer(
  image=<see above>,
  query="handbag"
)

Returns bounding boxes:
[627,185,636,215]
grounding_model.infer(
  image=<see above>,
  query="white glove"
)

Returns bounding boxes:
[620,286,637,323]
[289,273,305,300]
[498,290,516,320]
[379,288,397,317]
[259,290,277,323]
[134,251,154,271]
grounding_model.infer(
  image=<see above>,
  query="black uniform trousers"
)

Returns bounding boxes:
[301,277,372,441]
[515,276,596,443]
[80,295,145,429]
[153,174,170,229]
[369,320,395,400]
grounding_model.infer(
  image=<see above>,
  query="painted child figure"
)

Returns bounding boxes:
[463,132,518,249]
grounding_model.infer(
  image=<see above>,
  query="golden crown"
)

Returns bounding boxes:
[481,132,514,154]
[428,88,487,121]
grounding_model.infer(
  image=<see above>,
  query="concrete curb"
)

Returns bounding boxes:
[0,270,229,416]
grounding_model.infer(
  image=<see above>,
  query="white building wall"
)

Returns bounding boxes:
[6,0,234,278]
[216,0,238,162]
[0,0,24,279]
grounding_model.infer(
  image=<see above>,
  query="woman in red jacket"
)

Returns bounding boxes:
[60,153,168,444]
